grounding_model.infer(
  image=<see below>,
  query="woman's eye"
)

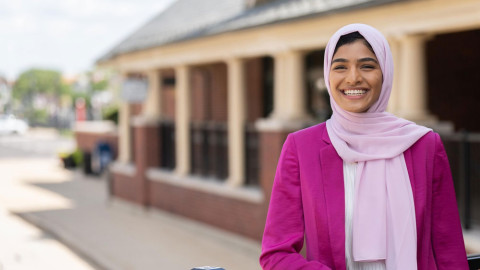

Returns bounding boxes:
[361,65,375,69]
[333,65,346,70]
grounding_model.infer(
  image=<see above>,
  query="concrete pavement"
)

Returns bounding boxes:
[0,198,96,270]
[0,155,262,270]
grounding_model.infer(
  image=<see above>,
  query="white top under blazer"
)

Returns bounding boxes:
[344,161,386,270]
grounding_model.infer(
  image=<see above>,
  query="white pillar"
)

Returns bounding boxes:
[143,69,161,120]
[271,53,287,119]
[387,38,401,114]
[283,50,308,121]
[227,58,246,187]
[398,34,433,121]
[175,65,191,176]
[118,101,131,163]
[258,51,309,131]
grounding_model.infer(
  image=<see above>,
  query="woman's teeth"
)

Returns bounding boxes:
[344,89,367,96]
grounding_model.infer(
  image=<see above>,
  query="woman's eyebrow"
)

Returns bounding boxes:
[358,57,378,63]
[332,58,348,64]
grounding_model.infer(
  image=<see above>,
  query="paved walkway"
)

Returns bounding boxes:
[0,157,261,270]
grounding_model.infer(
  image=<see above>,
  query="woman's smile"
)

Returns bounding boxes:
[342,88,369,97]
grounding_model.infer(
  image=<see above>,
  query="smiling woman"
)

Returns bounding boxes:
[260,24,469,270]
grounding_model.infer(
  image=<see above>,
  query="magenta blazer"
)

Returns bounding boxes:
[260,123,468,270]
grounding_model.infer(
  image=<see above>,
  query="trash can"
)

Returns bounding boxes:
[92,142,113,175]
[82,151,93,175]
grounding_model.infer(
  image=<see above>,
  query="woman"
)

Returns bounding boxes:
[259,24,468,270]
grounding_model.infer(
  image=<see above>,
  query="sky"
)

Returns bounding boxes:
[0,0,177,81]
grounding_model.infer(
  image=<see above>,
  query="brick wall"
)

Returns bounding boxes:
[111,171,140,203]
[148,180,268,240]
[111,128,291,241]
[191,63,228,123]
[245,58,264,122]
[209,63,228,122]
[111,123,161,205]
[259,131,289,201]
[146,129,289,241]
[191,68,210,122]
[132,124,160,205]
[161,69,176,121]
[109,125,292,241]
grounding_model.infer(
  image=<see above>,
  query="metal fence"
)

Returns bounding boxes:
[130,126,135,164]
[159,121,176,170]
[245,124,260,186]
[440,132,480,229]
[190,122,228,180]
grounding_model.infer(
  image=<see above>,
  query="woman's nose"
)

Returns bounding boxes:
[346,68,361,84]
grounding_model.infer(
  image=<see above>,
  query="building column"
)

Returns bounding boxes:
[271,53,287,120]
[387,38,401,114]
[227,58,246,187]
[143,69,162,120]
[283,50,309,121]
[260,50,309,130]
[175,65,191,176]
[118,102,131,163]
[397,34,434,121]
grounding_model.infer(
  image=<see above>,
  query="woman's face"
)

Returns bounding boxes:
[329,40,383,113]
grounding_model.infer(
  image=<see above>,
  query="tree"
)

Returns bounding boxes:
[12,68,71,125]
[13,69,68,101]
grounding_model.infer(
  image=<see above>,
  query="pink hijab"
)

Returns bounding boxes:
[324,24,430,269]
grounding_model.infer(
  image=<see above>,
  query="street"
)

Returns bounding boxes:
[0,129,97,270]
[0,129,74,159]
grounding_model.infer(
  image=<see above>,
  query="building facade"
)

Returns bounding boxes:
[98,0,480,242]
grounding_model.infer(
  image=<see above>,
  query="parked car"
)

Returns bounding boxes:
[0,114,29,135]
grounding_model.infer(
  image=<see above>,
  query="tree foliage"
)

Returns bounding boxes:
[12,69,69,101]
[91,78,108,92]
[12,68,71,125]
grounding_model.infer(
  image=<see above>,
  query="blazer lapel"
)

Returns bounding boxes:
[320,128,346,270]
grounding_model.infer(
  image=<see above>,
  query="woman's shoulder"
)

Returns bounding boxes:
[290,122,327,139]
[414,130,439,144]
[408,130,443,155]
[287,122,330,151]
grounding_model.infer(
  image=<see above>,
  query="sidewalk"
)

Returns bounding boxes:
[4,158,261,270]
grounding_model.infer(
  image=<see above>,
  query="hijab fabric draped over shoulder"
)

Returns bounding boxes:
[324,24,431,269]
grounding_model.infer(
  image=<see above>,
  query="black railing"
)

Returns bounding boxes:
[130,125,135,164]
[245,124,260,186]
[469,254,480,270]
[440,132,480,230]
[190,122,228,180]
[159,120,176,170]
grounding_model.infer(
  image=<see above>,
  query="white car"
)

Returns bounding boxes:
[0,114,29,135]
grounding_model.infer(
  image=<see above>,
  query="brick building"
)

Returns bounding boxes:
[97,0,480,242]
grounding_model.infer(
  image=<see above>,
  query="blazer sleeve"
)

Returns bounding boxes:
[431,133,469,269]
[260,135,331,270]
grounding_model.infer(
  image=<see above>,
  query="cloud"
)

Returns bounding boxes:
[0,0,176,80]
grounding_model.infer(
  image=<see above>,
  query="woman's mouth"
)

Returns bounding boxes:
[342,89,368,96]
